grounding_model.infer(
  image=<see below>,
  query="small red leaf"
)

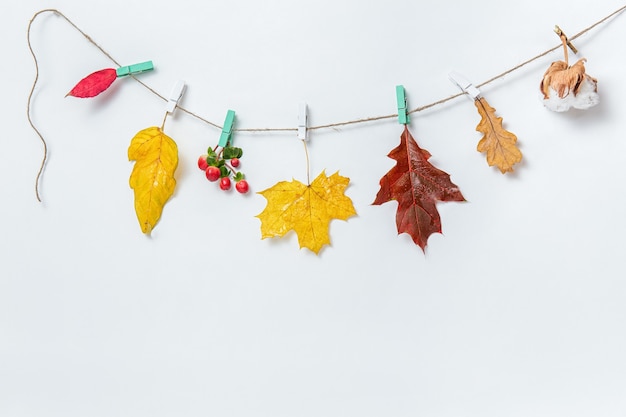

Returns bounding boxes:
[66,68,117,98]
[373,126,465,251]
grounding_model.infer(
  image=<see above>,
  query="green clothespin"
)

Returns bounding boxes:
[218,110,236,147]
[396,85,410,125]
[116,61,154,77]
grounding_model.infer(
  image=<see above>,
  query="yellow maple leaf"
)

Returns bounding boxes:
[475,97,522,174]
[128,126,178,234]
[256,171,356,254]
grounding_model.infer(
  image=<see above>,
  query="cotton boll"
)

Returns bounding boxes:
[542,76,599,112]
[540,58,599,112]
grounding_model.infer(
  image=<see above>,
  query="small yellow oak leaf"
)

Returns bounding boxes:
[475,97,522,174]
[128,126,178,234]
[256,171,356,254]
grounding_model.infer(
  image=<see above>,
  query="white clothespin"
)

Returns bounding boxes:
[448,72,481,100]
[298,102,308,141]
[166,80,186,114]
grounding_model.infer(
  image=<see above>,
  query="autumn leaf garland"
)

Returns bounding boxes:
[27,6,626,253]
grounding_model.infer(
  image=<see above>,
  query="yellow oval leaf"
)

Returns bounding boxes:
[128,126,178,234]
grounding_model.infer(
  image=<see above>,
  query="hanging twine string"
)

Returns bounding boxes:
[27,6,626,201]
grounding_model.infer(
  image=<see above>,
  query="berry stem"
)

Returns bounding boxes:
[224,162,237,175]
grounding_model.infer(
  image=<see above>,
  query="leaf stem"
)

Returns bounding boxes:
[302,140,311,186]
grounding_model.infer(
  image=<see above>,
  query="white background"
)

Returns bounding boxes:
[2,1,626,416]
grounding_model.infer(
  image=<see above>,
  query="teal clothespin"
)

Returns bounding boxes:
[218,110,236,147]
[396,85,410,125]
[116,61,154,77]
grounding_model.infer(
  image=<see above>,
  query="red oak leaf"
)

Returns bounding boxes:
[66,68,117,98]
[373,126,465,251]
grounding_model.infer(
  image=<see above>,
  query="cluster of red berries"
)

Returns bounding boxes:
[198,146,249,193]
